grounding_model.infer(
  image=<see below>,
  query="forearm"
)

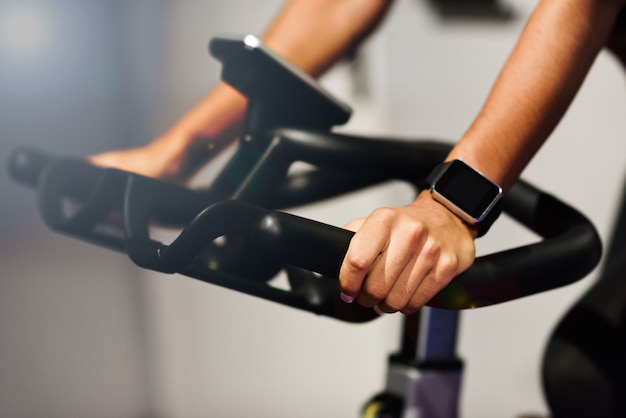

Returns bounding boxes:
[448,0,626,192]
[91,0,394,181]
[170,0,394,150]
[263,0,393,76]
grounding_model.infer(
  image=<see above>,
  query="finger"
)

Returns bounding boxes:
[403,253,460,313]
[355,249,397,308]
[360,217,431,311]
[376,251,434,313]
[339,214,391,301]
[340,218,365,301]
[356,225,426,308]
[343,217,364,233]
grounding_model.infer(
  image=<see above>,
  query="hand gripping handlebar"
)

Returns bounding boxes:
[8,140,602,322]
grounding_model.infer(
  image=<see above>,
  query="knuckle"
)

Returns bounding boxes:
[428,272,451,293]
[385,283,413,311]
[412,289,436,310]
[401,301,423,315]
[363,280,388,302]
[344,251,370,273]
[338,278,360,296]
[403,290,429,313]
[371,207,397,224]
[437,253,462,282]
[421,240,441,259]
[385,296,406,312]
[404,221,427,243]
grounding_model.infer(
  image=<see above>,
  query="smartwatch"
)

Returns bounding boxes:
[424,160,503,237]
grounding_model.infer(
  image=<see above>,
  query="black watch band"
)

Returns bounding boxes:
[473,198,502,238]
[424,160,503,238]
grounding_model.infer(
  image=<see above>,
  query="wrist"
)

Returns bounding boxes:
[146,130,216,183]
[423,159,503,237]
[416,190,480,238]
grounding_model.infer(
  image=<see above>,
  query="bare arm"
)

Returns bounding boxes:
[340,0,626,314]
[90,0,394,183]
[449,0,626,190]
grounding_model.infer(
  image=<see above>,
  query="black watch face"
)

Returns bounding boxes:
[434,160,502,221]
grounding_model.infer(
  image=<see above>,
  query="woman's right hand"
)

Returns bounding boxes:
[89,133,219,185]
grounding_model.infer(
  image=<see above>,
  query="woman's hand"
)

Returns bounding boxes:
[339,190,477,314]
[89,133,216,185]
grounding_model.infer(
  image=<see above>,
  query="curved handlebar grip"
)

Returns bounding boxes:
[239,182,601,310]
[431,181,602,308]
[7,147,54,187]
[123,174,221,271]
[7,147,220,254]
[8,145,602,313]
[152,177,601,311]
[38,159,129,251]
[8,147,128,250]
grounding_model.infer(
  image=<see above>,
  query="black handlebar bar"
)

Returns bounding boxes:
[8,142,602,321]
[151,180,601,310]
[7,34,603,321]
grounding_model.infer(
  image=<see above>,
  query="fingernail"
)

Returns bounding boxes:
[340,292,355,303]
[373,305,386,316]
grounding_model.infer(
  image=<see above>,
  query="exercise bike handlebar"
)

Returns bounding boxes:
[6,33,602,320]
[154,180,601,310]
[8,144,602,313]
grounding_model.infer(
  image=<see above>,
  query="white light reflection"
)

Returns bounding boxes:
[0,3,53,61]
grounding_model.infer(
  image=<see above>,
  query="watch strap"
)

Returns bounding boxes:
[423,161,450,188]
[474,198,502,238]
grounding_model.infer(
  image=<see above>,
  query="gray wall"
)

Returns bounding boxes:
[0,1,166,417]
[0,0,166,234]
